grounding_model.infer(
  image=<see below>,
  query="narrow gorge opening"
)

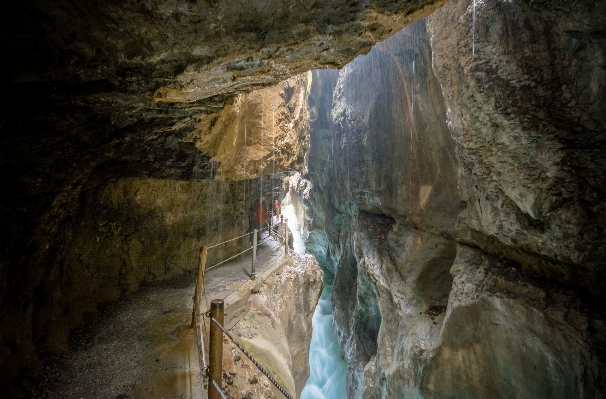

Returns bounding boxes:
[1,0,605,398]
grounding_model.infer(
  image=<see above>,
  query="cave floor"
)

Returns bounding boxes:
[33,233,283,399]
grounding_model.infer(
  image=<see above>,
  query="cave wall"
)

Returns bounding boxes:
[2,0,605,396]
[1,1,452,389]
[188,74,310,181]
[428,0,606,296]
[305,5,605,398]
[0,74,307,395]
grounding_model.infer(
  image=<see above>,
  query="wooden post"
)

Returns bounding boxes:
[191,246,207,328]
[251,229,257,280]
[284,218,289,255]
[209,299,224,399]
[197,246,208,320]
[190,296,197,328]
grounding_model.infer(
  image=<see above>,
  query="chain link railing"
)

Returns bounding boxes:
[191,215,292,399]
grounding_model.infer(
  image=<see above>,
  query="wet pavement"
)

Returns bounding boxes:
[33,232,283,399]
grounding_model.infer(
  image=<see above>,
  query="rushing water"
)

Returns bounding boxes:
[282,204,307,254]
[281,203,347,398]
[301,272,347,399]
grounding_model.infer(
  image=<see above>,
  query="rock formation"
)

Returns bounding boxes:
[189,74,310,181]
[1,0,605,397]
[1,0,449,394]
[211,252,323,399]
[0,58,311,398]
[305,4,605,397]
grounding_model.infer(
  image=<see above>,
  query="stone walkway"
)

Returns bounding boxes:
[34,232,284,399]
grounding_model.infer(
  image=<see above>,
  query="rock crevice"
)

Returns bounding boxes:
[304,6,605,397]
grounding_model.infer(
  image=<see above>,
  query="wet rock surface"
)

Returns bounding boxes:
[0,0,446,391]
[428,0,606,295]
[305,6,606,398]
[0,71,302,395]
[2,0,606,396]
[188,74,310,181]
[217,251,323,399]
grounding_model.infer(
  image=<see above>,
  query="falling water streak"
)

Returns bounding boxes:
[472,0,476,55]
[260,96,264,203]
[243,95,248,233]
[220,166,225,241]
[211,163,217,235]
[412,60,415,113]
[272,103,276,209]
[409,100,414,210]
[349,137,352,204]
[408,37,415,211]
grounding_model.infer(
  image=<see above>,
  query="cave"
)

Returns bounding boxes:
[1,0,605,398]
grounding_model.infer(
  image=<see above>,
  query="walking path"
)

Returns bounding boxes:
[34,232,283,399]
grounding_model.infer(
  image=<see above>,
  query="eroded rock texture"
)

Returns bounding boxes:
[189,74,310,181]
[0,44,307,399]
[429,0,606,295]
[219,252,323,399]
[1,0,450,394]
[305,5,605,398]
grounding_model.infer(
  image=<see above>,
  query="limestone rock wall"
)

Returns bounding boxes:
[356,223,603,398]
[0,176,256,393]
[188,74,310,181]
[218,252,323,399]
[1,0,446,106]
[305,8,606,398]
[428,0,606,295]
[0,74,305,394]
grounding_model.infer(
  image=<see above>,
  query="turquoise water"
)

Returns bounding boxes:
[281,204,346,398]
[301,272,348,399]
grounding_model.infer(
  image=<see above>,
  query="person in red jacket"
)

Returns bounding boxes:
[273,198,280,216]
[253,197,268,230]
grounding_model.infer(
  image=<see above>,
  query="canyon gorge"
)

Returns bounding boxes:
[1,0,605,397]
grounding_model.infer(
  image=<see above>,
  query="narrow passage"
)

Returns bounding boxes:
[35,234,282,399]
[282,205,348,399]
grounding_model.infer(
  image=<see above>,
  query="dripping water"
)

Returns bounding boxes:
[472,0,476,55]
[409,63,414,210]
[243,95,248,234]
[272,102,276,211]
[260,96,264,204]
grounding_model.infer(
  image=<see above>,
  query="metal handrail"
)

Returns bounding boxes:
[207,231,253,249]
[211,316,293,399]
[205,246,253,271]
[193,217,290,399]
[211,378,229,399]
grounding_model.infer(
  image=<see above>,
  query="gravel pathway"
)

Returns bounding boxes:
[32,233,282,399]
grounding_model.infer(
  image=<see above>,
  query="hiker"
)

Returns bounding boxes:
[253,197,268,230]
[273,198,280,216]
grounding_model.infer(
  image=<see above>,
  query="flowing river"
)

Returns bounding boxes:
[300,272,347,399]
[281,205,347,399]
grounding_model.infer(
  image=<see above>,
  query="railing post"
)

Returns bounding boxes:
[209,299,224,399]
[280,214,284,247]
[191,245,207,328]
[284,218,288,255]
[251,229,258,280]
[197,246,207,312]
[269,214,272,237]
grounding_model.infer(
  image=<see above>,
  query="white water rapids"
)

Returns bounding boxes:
[301,276,347,399]
[281,205,347,398]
